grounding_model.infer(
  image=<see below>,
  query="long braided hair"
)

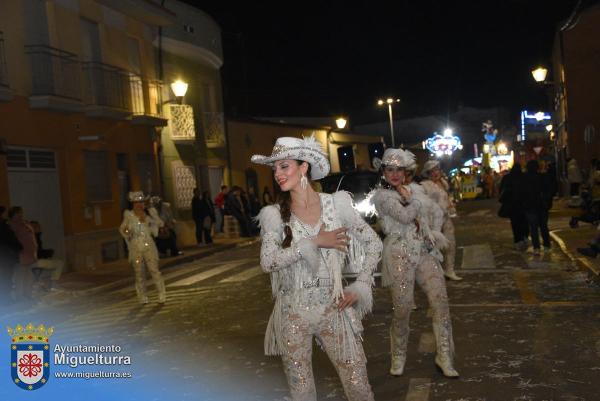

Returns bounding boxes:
[278,160,312,248]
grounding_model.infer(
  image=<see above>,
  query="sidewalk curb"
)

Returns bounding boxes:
[550,230,600,280]
[59,237,261,298]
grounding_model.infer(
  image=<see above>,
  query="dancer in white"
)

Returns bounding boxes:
[119,191,166,304]
[252,136,382,401]
[371,148,458,378]
[421,160,462,281]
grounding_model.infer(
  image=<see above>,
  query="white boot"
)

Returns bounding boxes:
[390,354,406,376]
[444,271,462,281]
[433,321,459,378]
[435,354,459,377]
[390,326,408,376]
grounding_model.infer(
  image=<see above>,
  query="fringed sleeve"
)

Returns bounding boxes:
[147,207,164,237]
[372,189,420,225]
[256,205,319,273]
[333,191,383,319]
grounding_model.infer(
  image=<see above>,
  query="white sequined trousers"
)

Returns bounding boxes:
[130,243,166,303]
[279,288,374,401]
[442,218,457,275]
[385,244,454,363]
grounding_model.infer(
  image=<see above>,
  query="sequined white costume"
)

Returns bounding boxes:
[119,208,166,303]
[421,178,459,279]
[258,191,382,401]
[372,187,457,376]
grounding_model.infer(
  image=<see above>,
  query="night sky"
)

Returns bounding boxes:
[183,1,582,123]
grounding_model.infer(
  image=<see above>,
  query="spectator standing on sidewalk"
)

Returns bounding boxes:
[196,191,215,245]
[214,185,228,233]
[262,186,274,206]
[498,164,529,250]
[567,158,583,197]
[521,160,552,256]
[247,187,261,217]
[226,186,251,237]
[152,196,182,257]
[0,206,22,304]
[29,221,64,291]
[7,206,36,301]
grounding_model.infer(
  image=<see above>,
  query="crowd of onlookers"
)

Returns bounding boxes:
[192,185,275,242]
[0,205,64,304]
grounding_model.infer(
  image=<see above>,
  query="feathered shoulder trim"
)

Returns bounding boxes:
[256,205,283,235]
[332,190,354,224]
[371,188,401,206]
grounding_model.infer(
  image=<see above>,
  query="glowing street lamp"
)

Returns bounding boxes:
[531,66,548,83]
[335,117,347,130]
[377,97,401,148]
[170,79,189,103]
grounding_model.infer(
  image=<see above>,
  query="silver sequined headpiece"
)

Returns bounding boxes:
[421,160,441,177]
[372,148,415,169]
[128,191,148,202]
[250,134,330,180]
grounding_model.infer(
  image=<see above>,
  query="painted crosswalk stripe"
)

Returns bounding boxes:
[513,271,539,304]
[405,378,431,401]
[167,260,248,287]
[219,266,264,283]
[461,243,495,269]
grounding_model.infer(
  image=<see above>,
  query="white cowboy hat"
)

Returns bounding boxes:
[422,160,441,177]
[372,148,415,170]
[404,150,417,171]
[128,191,148,202]
[250,135,330,180]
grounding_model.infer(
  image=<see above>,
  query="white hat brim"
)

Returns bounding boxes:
[250,150,329,180]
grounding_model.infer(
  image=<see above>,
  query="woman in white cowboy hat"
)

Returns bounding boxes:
[371,148,459,378]
[119,191,167,304]
[420,160,462,281]
[252,135,382,401]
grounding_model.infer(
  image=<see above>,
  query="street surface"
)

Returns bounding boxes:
[2,200,600,400]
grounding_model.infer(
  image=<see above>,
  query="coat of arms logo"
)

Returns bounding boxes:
[7,323,53,390]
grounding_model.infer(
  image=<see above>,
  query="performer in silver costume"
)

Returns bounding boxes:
[119,191,166,304]
[421,160,463,281]
[371,148,459,378]
[252,136,382,401]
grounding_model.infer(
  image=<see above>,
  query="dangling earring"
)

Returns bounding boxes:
[300,173,308,190]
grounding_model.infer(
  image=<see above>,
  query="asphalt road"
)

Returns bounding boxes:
[3,199,600,401]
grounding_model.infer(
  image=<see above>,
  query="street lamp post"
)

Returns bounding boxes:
[531,65,564,195]
[377,98,400,148]
[170,79,189,104]
[335,117,347,130]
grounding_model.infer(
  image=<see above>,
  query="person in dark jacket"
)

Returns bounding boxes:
[520,160,551,255]
[191,188,203,245]
[200,190,216,245]
[225,186,251,237]
[499,164,529,250]
[0,206,22,304]
[247,187,261,217]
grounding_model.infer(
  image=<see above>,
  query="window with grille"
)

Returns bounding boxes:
[6,148,56,169]
[84,150,112,202]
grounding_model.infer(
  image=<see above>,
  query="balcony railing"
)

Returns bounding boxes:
[24,45,164,121]
[0,31,8,88]
[146,79,163,117]
[82,61,131,111]
[25,45,81,100]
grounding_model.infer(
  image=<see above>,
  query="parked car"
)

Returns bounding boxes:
[320,170,379,224]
